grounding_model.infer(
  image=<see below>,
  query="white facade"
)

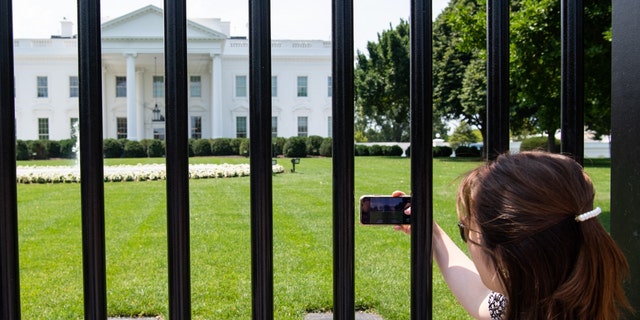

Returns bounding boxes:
[13,5,332,141]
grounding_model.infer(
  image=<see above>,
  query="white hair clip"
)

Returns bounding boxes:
[575,207,602,222]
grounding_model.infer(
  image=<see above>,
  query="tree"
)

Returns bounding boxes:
[433,0,487,145]
[355,20,411,142]
[448,121,479,149]
[434,0,613,151]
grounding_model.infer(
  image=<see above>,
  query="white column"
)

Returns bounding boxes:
[125,53,137,140]
[136,68,145,139]
[102,67,108,138]
[211,54,223,138]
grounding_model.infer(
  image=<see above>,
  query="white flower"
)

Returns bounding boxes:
[16,163,285,184]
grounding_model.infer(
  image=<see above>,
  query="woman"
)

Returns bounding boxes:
[394,151,632,319]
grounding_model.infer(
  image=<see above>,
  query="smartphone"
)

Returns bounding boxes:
[359,195,411,225]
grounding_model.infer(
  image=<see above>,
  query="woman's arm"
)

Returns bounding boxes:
[431,222,492,319]
[391,191,492,319]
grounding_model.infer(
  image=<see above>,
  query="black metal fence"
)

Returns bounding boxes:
[1,0,638,319]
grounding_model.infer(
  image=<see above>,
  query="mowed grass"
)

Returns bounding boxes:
[16,157,611,319]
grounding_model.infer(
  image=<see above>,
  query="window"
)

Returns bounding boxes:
[116,76,127,97]
[327,76,332,97]
[191,116,202,139]
[297,116,308,137]
[235,75,247,97]
[236,116,247,138]
[271,76,277,97]
[271,116,278,138]
[190,76,202,97]
[153,128,165,140]
[38,118,49,140]
[116,117,127,139]
[153,76,164,98]
[297,76,308,97]
[327,116,332,138]
[37,76,48,98]
[69,76,79,98]
[70,117,79,138]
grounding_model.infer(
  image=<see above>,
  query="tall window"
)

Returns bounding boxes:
[116,76,127,97]
[69,76,79,98]
[116,117,127,139]
[297,116,308,137]
[37,76,48,98]
[297,76,308,97]
[271,116,278,138]
[236,116,247,138]
[327,116,332,137]
[191,116,202,139]
[327,76,332,97]
[153,76,164,97]
[235,75,247,97]
[190,76,202,97]
[38,118,49,140]
[70,117,79,138]
[271,76,277,97]
[153,129,165,140]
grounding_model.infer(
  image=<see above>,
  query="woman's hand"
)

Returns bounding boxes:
[392,190,412,235]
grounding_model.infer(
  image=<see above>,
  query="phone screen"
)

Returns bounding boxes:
[360,195,411,225]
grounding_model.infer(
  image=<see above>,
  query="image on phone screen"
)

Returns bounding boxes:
[360,195,411,225]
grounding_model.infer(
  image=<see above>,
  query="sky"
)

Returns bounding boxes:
[12,0,449,52]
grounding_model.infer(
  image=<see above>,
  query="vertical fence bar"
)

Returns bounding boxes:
[409,0,433,319]
[331,0,355,319]
[486,0,510,160]
[611,0,640,314]
[560,0,584,165]
[0,0,21,318]
[248,0,274,318]
[77,0,108,318]
[164,0,191,318]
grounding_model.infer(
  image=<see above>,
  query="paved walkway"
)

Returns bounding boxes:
[107,312,383,319]
[305,312,383,320]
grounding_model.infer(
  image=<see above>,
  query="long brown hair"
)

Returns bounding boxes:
[457,151,632,319]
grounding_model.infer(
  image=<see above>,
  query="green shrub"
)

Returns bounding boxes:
[211,138,234,155]
[239,138,250,157]
[404,146,410,158]
[45,140,61,158]
[230,138,243,155]
[272,137,287,157]
[124,140,146,158]
[306,135,324,156]
[283,137,307,158]
[192,139,212,156]
[103,139,124,158]
[355,144,370,156]
[369,144,384,156]
[28,140,48,160]
[59,139,77,159]
[385,145,404,156]
[188,139,195,157]
[147,139,164,157]
[16,140,30,160]
[319,138,332,157]
[520,136,560,153]
[455,146,481,158]
[433,146,453,158]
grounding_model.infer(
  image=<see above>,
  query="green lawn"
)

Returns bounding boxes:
[16,157,611,319]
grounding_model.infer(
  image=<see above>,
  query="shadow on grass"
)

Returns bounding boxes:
[583,158,611,168]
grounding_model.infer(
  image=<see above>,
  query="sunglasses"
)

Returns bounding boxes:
[457,221,468,243]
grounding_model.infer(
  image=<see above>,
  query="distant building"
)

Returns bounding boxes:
[13,5,332,141]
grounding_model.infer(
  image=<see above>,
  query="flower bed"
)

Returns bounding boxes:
[16,163,285,184]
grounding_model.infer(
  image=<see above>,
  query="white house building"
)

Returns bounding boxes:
[13,5,333,141]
